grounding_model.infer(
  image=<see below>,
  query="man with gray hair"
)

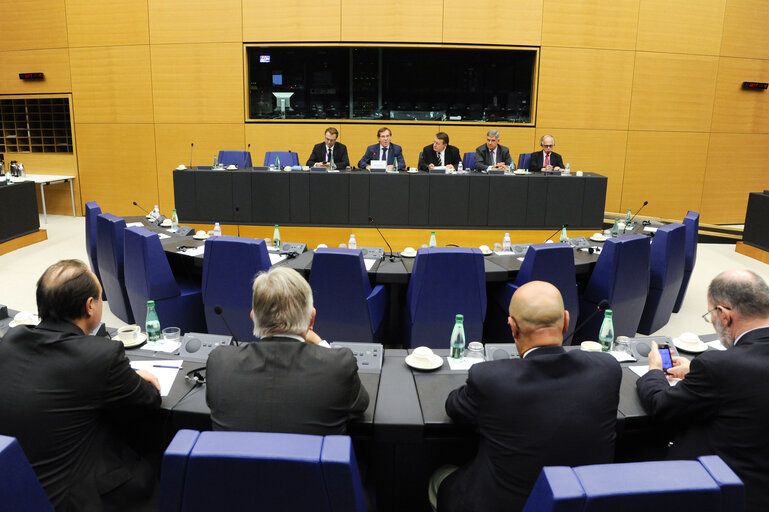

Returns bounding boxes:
[637,269,769,512]
[474,129,512,172]
[206,266,369,434]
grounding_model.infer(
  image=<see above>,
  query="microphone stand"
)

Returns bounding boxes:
[369,217,396,262]
[214,305,240,347]
[562,299,610,345]
[625,201,649,233]
[544,224,567,243]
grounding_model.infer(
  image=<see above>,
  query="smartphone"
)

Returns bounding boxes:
[658,342,673,371]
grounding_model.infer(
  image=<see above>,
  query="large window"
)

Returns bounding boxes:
[247,46,536,124]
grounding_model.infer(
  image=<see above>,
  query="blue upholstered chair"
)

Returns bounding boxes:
[522,466,585,512]
[673,211,700,313]
[217,150,252,168]
[0,435,54,511]
[575,234,651,342]
[462,152,476,170]
[406,248,486,348]
[637,223,686,335]
[264,151,299,167]
[96,213,135,323]
[84,201,106,299]
[159,429,200,512]
[201,236,271,342]
[321,436,368,512]
[309,248,388,342]
[123,226,206,333]
[518,152,532,170]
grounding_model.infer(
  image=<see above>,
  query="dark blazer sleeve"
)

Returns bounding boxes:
[338,349,370,417]
[306,143,324,167]
[529,151,542,172]
[551,152,565,169]
[103,343,161,412]
[447,145,462,168]
[392,144,406,170]
[474,145,489,171]
[334,143,350,169]
[358,145,376,169]
[500,145,513,167]
[445,366,483,424]
[418,145,435,171]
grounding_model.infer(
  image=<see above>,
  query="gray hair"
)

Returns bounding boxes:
[708,270,769,319]
[486,129,501,139]
[252,266,313,338]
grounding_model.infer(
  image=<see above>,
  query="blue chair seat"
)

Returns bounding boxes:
[218,150,252,168]
[264,151,299,167]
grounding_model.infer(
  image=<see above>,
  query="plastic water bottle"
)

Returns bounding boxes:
[348,234,357,249]
[625,207,633,227]
[611,218,619,238]
[560,227,568,243]
[392,155,398,171]
[330,152,336,171]
[276,154,281,170]
[598,309,615,353]
[450,314,466,359]
[213,154,218,168]
[503,232,512,251]
[152,205,160,220]
[565,162,570,174]
[145,300,161,343]
[171,209,179,232]
[457,160,464,173]
[429,231,437,248]
[273,224,281,249]
[213,222,221,237]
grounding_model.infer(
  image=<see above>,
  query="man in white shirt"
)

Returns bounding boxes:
[419,132,461,171]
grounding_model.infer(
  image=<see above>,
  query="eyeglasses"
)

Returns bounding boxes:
[542,144,554,148]
[702,305,731,323]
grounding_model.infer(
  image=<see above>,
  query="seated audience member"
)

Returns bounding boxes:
[206,266,369,434]
[419,132,461,171]
[529,134,564,172]
[431,281,622,512]
[473,129,512,172]
[637,269,769,512]
[0,259,161,511]
[358,126,406,171]
[306,127,350,169]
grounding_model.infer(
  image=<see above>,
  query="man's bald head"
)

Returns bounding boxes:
[508,281,568,351]
[36,259,101,323]
[708,269,769,319]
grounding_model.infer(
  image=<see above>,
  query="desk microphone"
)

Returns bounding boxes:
[132,201,150,215]
[544,224,567,243]
[625,200,649,233]
[214,305,240,346]
[369,216,396,261]
[189,142,194,168]
[563,299,610,345]
[133,201,165,224]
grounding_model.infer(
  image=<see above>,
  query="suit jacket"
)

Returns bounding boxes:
[474,144,512,171]
[438,346,622,512]
[528,150,565,172]
[358,143,406,170]
[0,320,161,512]
[418,144,461,171]
[206,336,369,435]
[636,327,769,512]
[306,142,350,169]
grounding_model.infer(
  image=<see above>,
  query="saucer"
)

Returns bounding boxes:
[407,169,419,174]
[192,233,209,240]
[112,332,147,348]
[226,165,237,170]
[176,165,186,170]
[673,337,708,353]
[589,234,608,242]
[479,245,493,256]
[9,312,40,327]
[513,169,528,175]
[405,353,443,371]
[401,247,417,258]
[161,219,173,227]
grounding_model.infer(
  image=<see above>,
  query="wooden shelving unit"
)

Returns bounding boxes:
[0,97,73,154]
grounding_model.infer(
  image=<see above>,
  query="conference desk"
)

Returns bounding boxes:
[0,181,40,245]
[173,167,608,230]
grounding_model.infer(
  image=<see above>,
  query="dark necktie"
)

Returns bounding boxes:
[327,148,332,162]
[382,147,388,162]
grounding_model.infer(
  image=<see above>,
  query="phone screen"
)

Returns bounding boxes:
[658,344,673,371]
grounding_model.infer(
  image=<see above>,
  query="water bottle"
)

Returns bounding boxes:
[213,154,218,168]
[564,162,570,174]
[625,207,633,226]
[275,154,281,170]
[503,232,512,251]
[171,209,179,232]
[145,300,161,343]
[450,314,466,359]
[348,234,357,249]
[330,152,335,171]
[598,309,614,353]
[429,231,437,248]
[152,205,160,220]
[611,218,619,238]
[213,222,221,237]
[273,224,281,249]
[457,160,464,173]
[559,227,568,243]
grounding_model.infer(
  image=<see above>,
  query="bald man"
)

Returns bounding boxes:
[432,282,622,512]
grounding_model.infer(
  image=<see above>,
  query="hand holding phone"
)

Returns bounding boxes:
[657,342,674,372]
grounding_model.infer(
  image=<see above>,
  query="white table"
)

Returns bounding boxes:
[16,174,76,224]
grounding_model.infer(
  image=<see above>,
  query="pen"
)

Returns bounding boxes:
[153,364,181,369]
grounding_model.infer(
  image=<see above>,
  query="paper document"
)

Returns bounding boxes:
[610,351,636,362]
[126,222,144,228]
[629,365,679,386]
[129,359,183,396]
[446,356,485,371]
[269,253,288,265]
[179,246,205,257]
[643,226,658,233]
[364,258,377,271]
[707,340,726,351]
[158,233,171,240]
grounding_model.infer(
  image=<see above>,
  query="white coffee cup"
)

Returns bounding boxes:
[117,325,141,343]
[412,346,436,367]
[580,341,603,352]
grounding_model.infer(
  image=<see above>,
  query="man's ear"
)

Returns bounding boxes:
[84,296,96,318]
[309,308,316,330]
[508,316,517,338]
[562,310,570,335]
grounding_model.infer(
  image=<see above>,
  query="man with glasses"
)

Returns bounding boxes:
[529,134,564,172]
[306,127,350,169]
[637,269,769,512]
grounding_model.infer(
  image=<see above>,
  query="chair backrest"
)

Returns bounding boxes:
[673,210,700,313]
[462,152,475,170]
[407,247,486,348]
[320,436,368,512]
[518,152,532,170]
[96,213,135,323]
[201,236,271,342]
[84,201,102,281]
[124,226,182,326]
[637,223,686,334]
[522,466,585,512]
[310,248,376,342]
[264,151,299,167]
[218,150,252,167]
[0,435,54,511]
[159,429,200,512]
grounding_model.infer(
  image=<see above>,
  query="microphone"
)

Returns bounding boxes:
[133,201,164,224]
[544,224,567,243]
[189,142,194,168]
[625,200,649,233]
[368,216,396,262]
[214,305,240,347]
[563,299,610,345]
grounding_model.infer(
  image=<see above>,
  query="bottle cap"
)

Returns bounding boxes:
[455,314,464,322]
[147,300,155,307]
[604,309,613,317]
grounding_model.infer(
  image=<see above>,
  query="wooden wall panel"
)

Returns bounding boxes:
[245,123,340,167]
[629,53,719,132]
[622,131,708,220]
[69,46,153,123]
[701,133,769,223]
[151,43,244,124]
[536,129,628,212]
[156,123,246,213]
[537,47,634,130]
[636,0,726,55]
[341,0,443,43]
[0,49,71,94]
[76,123,158,216]
[541,0,639,50]
[149,0,242,44]
[244,1,340,42]
[65,0,149,47]
[721,0,769,59]
[711,57,769,134]
[442,0,543,46]
[0,0,68,51]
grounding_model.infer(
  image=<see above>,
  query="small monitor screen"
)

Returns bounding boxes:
[260,55,271,63]
[272,74,283,85]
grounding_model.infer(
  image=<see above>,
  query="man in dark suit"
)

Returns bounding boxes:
[529,134,565,172]
[358,126,406,171]
[306,127,350,169]
[637,269,769,512]
[206,266,369,435]
[419,132,461,171]
[0,259,161,512]
[431,281,622,512]
[473,129,513,172]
